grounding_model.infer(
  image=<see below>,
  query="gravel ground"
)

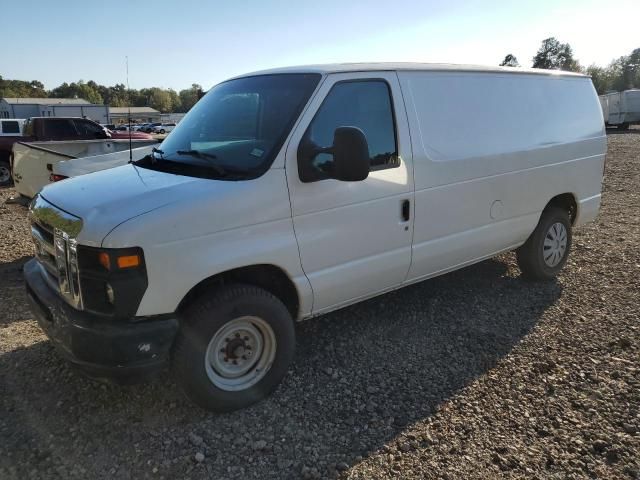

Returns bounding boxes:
[1,129,638,479]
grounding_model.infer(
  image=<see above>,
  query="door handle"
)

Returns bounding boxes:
[401,199,410,222]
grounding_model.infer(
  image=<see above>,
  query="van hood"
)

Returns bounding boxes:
[39,164,211,246]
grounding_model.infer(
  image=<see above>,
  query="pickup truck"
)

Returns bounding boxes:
[0,117,111,186]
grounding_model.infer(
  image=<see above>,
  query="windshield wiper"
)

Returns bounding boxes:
[176,149,217,160]
[151,147,165,164]
[130,147,164,164]
[175,150,225,175]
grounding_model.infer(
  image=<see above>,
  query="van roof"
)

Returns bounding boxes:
[236,62,588,79]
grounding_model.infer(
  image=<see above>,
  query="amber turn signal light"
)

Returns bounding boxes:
[98,252,141,270]
[116,255,141,269]
[98,252,111,270]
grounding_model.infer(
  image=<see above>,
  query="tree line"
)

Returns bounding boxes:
[0,76,203,113]
[1,37,638,110]
[500,37,640,94]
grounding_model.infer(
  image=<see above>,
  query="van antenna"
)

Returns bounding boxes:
[126,56,133,163]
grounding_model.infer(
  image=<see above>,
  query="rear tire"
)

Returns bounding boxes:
[173,284,295,412]
[516,207,572,280]
[618,123,630,131]
[0,160,12,187]
[159,129,165,134]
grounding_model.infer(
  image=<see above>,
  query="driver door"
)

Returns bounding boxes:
[285,72,414,314]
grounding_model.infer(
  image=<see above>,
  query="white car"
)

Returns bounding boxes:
[152,123,176,134]
[25,63,606,412]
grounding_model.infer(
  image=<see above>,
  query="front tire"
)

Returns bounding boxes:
[516,207,572,280]
[173,284,295,412]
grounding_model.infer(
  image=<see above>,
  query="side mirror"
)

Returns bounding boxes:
[298,126,370,182]
[97,128,110,139]
[331,127,370,182]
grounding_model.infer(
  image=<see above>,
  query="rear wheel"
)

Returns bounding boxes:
[173,284,295,412]
[0,160,12,187]
[159,129,165,134]
[516,207,572,280]
[618,123,630,131]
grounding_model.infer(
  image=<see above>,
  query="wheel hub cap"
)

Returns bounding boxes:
[543,222,567,267]
[205,316,276,391]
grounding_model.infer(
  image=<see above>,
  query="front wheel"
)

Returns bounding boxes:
[516,207,572,280]
[159,129,165,134]
[173,284,295,412]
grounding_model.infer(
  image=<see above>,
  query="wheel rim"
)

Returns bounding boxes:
[204,316,276,391]
[0,165,10,183]
[543,222,567,267]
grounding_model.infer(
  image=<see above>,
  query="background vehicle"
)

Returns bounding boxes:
[108,129,154,140]
[0,119,26,185]
[51,145,155,182]
[599,89,640,130]
[133,123,149,131]
[152,123,176,134]
[0,117,109,186]
[13,137,157,197]
[141,122,162,133]
[24,63,606,412]
[101,124,116,130]
[0,118,26,136]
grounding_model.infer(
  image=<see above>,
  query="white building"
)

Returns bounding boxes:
[160,112,186,123]
[108,106,161,124]
[0,98,109,123]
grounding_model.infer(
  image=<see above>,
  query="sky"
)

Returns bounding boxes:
[1,0,639,91]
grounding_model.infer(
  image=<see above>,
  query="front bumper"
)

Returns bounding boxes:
[24,258,179,383]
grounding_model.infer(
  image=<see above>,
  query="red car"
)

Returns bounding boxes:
[108,129,154,140]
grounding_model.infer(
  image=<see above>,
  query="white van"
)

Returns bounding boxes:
[24,63,606,411]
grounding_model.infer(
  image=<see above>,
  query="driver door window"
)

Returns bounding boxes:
[301,80,399,181]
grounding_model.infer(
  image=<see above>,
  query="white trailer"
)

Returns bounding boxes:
[599,90,640,130]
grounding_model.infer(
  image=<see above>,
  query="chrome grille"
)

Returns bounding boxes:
[29,194,84,308]
[31,218,58,279]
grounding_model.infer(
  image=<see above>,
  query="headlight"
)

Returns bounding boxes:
[77,246,148,318]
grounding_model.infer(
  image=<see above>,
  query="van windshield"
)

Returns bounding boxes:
[139,73,321,179]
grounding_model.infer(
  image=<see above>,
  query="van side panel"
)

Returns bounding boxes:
[399,71,606,282]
